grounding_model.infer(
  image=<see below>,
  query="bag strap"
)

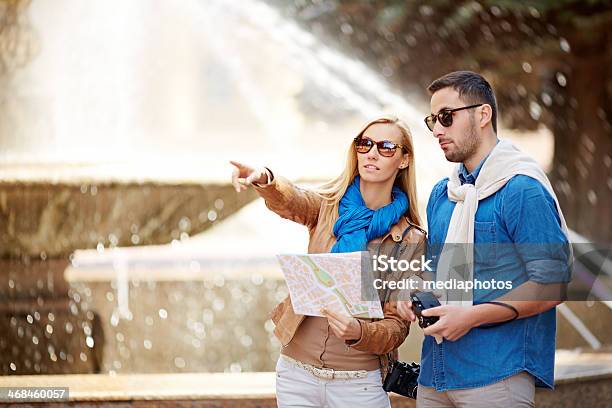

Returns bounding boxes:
[379,223,413,305]
[376,222,413,370]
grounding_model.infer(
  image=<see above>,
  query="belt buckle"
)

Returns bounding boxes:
[321,367,334,380]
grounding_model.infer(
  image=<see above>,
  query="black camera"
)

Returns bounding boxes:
[411,291,441,328]
[382,360,420,399]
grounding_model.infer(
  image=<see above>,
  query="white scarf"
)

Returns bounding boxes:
[436,139,571,307]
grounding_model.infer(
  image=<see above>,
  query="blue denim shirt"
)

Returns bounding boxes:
[419,153,571,391]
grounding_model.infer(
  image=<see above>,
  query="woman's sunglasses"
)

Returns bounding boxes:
[424,104,483,131]
[353,136,406,157]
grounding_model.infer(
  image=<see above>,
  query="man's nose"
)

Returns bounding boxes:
[433,121,445,138]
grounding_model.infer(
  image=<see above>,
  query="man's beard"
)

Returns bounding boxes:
[444,121,479,163]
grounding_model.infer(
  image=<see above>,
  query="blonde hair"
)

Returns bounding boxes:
[314,115,422,237]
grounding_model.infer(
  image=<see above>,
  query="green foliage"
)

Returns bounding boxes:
[271,0,611,131]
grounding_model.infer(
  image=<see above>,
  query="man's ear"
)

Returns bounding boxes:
[479,104,493,129]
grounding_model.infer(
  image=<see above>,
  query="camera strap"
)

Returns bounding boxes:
[475,301,519,328]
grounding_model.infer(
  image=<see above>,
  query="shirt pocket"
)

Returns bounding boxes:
[474,221,497,267]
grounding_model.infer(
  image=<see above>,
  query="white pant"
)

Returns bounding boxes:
[275,356,391,408]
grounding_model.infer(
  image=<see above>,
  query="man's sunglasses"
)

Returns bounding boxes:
[424,104,483,131]
[353,136,406,157]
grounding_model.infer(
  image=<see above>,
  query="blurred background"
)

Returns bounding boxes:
[0,0,610,385]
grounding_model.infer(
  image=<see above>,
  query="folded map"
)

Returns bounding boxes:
[276,251,384,319]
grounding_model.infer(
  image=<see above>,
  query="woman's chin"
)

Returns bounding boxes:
[358,171,387,183]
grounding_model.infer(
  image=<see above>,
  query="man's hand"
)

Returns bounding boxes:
[421,305,477,341]
[397,286,441,322]
[321,308,362,341]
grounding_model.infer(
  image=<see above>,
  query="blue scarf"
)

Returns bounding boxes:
[330,176,409,253]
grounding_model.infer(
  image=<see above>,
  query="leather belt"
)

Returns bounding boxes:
[280,355,369,380]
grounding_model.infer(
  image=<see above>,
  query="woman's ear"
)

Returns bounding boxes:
[399,153,410,169]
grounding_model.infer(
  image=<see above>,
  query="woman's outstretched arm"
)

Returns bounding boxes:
[230,160,323,229]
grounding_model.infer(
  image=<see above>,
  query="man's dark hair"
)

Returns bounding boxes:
[428,71,498,133]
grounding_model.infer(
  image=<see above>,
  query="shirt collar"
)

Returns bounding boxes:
[458,139,499,185]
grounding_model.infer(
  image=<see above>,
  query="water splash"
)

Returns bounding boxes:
[197,0,424,122]
[112,248,131,320]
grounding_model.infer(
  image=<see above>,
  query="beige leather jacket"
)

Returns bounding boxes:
[253,173,426,379]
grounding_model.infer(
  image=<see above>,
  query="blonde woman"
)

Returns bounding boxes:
[230,116,426,407]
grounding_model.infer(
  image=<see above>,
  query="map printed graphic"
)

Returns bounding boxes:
[276,251,383,318]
